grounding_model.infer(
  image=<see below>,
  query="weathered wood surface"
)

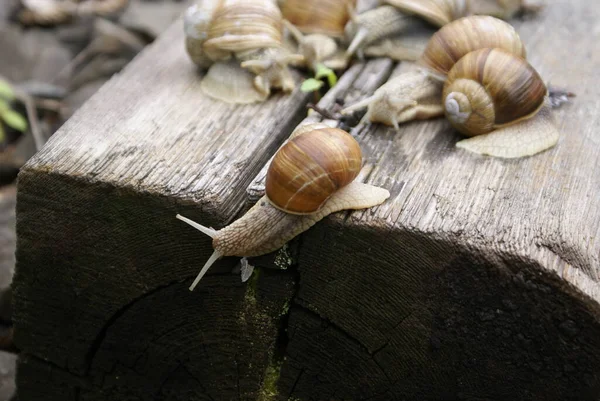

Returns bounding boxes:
[11,2,600,401]
[242,1,600,400]
[12,17,313,401]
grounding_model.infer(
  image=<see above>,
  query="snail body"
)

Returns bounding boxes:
[384,0,470,27]
[184,0,302,103]
[344,5,413,58]
[176,123,390,290]
[345,0,472,59]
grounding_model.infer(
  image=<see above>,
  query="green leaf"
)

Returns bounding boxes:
[314,64,337,87]
[0,80,15,101]
[1,109,28,132]
[0,123,5,143]
[0,99,9,113]
[300,78,324,93]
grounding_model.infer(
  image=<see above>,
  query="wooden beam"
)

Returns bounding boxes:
[246,1,600,400]
[12,18,312,400]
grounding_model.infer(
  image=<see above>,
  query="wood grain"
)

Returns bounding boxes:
[247,1,600,400]
[12,17,311,400]
[11,1,600,400]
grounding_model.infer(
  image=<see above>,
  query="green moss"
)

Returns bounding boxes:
[274,244,294,270]
[258,359,282,401]
[244,266,261,305]
[279,299,290,318]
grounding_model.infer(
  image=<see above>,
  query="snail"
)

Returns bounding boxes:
[341,16,526,129]
[342,15,562,158]
[176,123,390,290]
[344,0,470,58]
[443,47,559,158]
[184,0,303,103]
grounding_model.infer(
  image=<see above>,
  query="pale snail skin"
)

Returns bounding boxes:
[344,0,470,58]
[176,123,390,291]
[184,0,303,103]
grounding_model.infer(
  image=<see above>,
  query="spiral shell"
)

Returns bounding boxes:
[265,126,362,214]
[385,0,469,27]
[442,48,547,137]
[199,0,284,61]
[419,15,526,76]
[280,0,357,38]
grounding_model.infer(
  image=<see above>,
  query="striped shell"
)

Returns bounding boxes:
[279,0,357,38]
[442,48,547,137]
[419,15,526,76]
[265,127,362,214]
[203,0,284,61]
[385,0,469,27]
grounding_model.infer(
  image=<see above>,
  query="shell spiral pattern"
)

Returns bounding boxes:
[419,15,526,76]
[265,127,362,214]
[443,47,547,137]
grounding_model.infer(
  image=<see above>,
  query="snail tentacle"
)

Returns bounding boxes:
[176,214,217,238]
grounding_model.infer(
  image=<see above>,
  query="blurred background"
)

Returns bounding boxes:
[0,0,193,398]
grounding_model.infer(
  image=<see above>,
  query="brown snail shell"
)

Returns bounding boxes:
[279,0,357,38]
[384,0,470,27]
[442,47,547,137]
[265,126,362,214]
[419,15,526,76]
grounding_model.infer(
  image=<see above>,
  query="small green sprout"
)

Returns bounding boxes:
[300,63,338,94]
[0,79,28,142]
